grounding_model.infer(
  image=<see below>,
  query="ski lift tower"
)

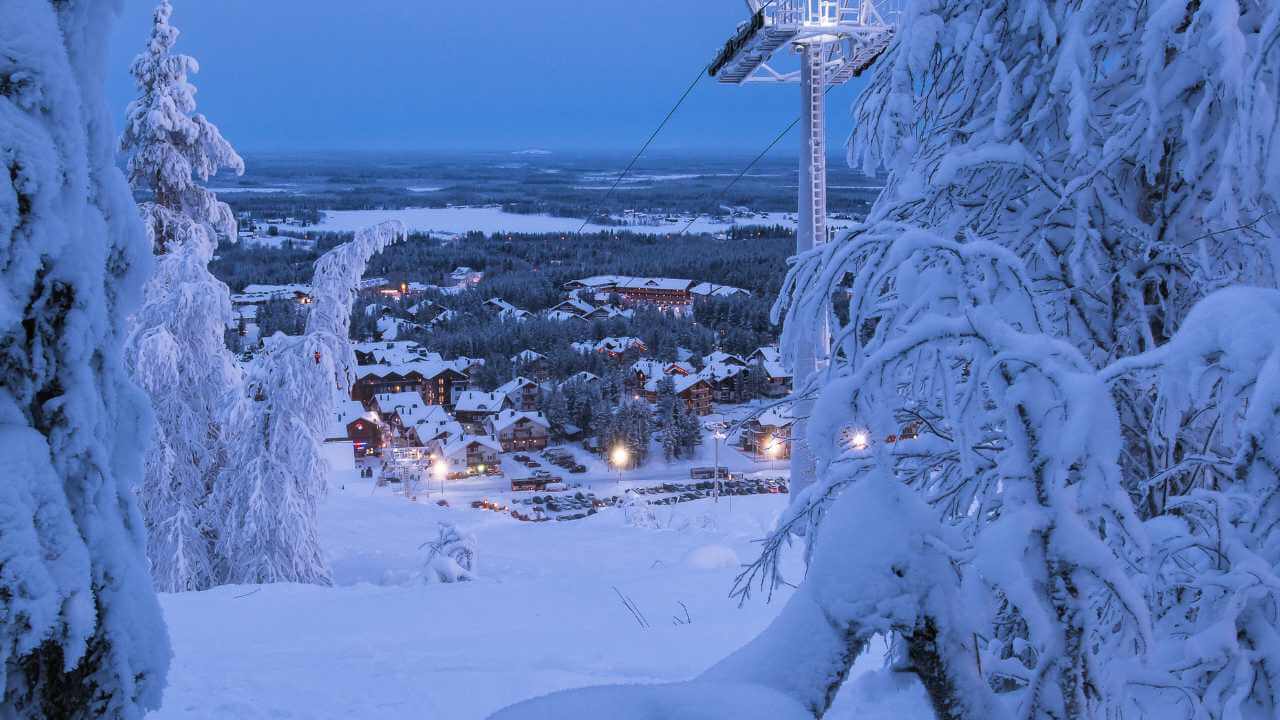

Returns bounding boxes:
[709,0,895,497]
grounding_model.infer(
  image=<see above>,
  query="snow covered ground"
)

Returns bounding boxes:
[302,206,857,237]
[152,447,926,718]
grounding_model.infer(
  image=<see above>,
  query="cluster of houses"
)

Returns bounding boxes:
[322,337,798,477]
[327,341,554,478]
[625,349,792,417]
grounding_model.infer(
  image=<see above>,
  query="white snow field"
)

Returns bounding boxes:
[302,206,858,237]
[152,467,926,719]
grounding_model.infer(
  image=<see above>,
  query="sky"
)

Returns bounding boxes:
[105,0,870,155]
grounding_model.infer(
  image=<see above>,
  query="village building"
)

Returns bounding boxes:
[673,374,714,416]
[495,376,541,412]
[594,336,647,359]
[563,371,601,388]
[487,410,551,452]
[351,361,470,409]
[483,297,533,322]
[739,406,794,460]
[561,275,747,311]
[434,435,502,478]
[748,346,793,397]
[453,390,512,425]
[448,266,484,287]
[406,408,464,448]
[326,400,383,457]
[700,362,753,404]
[511,349,550,377]
[690,282,751,300]
[704,350,748,367]
[353,340,441,366]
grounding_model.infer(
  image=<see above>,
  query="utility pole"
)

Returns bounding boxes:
[708,0,895,501]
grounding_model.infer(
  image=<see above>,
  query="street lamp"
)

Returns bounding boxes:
[611,445,629,488]
[433,458,448,501]
[849,430,870,451]
[712,425,727,503]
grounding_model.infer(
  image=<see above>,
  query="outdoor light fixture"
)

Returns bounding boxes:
[849,430,870,451]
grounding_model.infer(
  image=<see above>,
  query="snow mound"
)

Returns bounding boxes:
[683,544,740,571]
[488,681,810,720]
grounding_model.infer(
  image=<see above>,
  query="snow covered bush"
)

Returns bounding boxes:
[423,522,477,584]
[621,490,658,530]
[120,0,246,593]
[0,0,168,714]
[215,222,404,585]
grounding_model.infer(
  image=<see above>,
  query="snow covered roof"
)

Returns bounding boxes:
[512,349,547,364]
[496,376,540,397]
[353,341,441,365]
[454,391,508,414]
[544,310,583,322]
[565,275,628,289]
[372,392,427,415]
[704,351,747,367]
[762,360,792,380]
[632,359,666,379]
[552,297,597,315]
[328,401,378,440]
[672,373,712,395]
[563,371,600,386]
[596,336,645,354]
[411,415,463,443]
[355,360,468,382]
[489,410,550,434]
[615,277,694,292]
[570,341,594,354]
[690,282,749,298]
[242,282,310,296]
[440,435,502,459]
[754,404,795,429]
[484,298,531,321]
[749,346,781,364]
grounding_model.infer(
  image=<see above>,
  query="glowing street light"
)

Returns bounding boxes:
[611,445,629,487]
[433,457,448,499]
[712,424,728,503]
[849,430,870,451]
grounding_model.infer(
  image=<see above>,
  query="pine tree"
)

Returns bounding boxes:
[120,0,245,593]
[0,1,169,714]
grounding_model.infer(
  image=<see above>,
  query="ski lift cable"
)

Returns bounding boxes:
[576,0,784,234]
[677,83,835,237]
[574,63,707,234]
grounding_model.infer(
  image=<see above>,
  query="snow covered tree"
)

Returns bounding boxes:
[119,0,243,255]
[0,0,168,715]
[1105,288,1280,717]
[215,222,404,585]
[422,522,477,584]
[120,0,245,593]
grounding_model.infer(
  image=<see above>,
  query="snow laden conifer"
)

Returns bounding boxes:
[216,222,405,585]
[0,0,168,715]
[120,0,246,593]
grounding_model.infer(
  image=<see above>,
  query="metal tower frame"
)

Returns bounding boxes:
[710,0,895,499]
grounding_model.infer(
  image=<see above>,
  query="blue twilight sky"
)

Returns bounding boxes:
[105,0,869,155]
